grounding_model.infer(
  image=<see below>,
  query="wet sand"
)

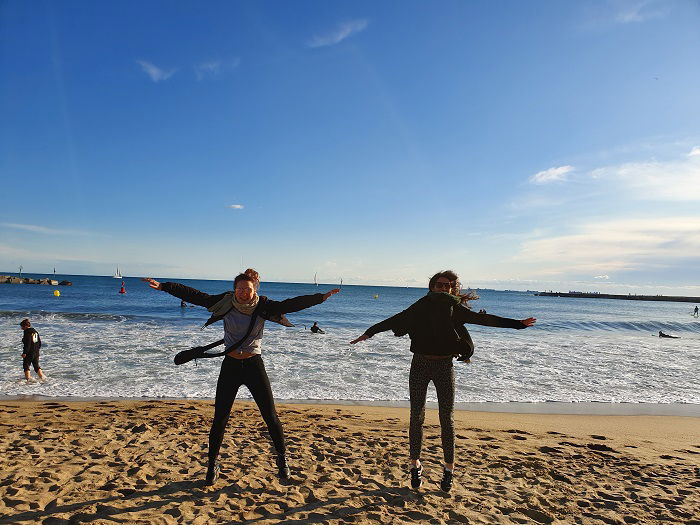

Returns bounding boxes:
[0,400,698,524]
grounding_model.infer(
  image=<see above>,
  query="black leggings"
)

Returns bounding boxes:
[208,355,285,464]
[409,354,455,464]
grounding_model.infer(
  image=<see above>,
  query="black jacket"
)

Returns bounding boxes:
[161,282,324,328]
[364,292,525,357]
[22,328,41,356]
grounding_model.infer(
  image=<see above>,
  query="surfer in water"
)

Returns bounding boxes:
[310,322,325,334]
[143,269,339,485]
[658,331,680,338]
[350,270,536,492]
[694,305,698,317]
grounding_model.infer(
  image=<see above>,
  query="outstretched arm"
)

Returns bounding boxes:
[349,309,411,344]
[455,305,536,329]
[266,288,340,316]
[141,278,221,308]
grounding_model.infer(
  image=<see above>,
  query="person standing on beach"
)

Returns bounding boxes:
[20,319,45,382]
[350,270,536,492]
[143,269,339,485]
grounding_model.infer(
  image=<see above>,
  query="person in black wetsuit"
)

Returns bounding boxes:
[20,318,45,381]
[658,331,679,338]
[143,269,339,485]
[350,270,536,493]
[310,322,325,334]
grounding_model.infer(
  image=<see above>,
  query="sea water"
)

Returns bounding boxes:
[1,274,698,406]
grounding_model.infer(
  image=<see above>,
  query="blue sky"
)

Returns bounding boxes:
[1,0,699,293]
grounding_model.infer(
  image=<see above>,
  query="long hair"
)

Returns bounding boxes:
[428,270,479,306]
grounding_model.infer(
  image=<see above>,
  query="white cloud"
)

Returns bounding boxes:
[194,58,240,81]
[688,146,700,157]
[589,152,700,201]
[0,223,90,236]
[515,217,700,274]
[613,0,668,24]
[136,60,176,82]
[594,275,610,279]
[228,204,244,209]
[529,165,574,184]
[307,19,368,48]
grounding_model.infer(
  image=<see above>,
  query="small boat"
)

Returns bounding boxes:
[113,267,123,279]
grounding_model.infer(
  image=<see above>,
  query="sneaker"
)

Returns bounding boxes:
[440,468,453,492]
[205,461,220,486]
[276,455,290,480]
[410,465,423,489]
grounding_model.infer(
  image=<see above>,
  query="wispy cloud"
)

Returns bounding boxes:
[515,217,700,274]
[589,150,700,201]
[594,275,610,279]
[228,204,244,210]
[613,0,668,24]
[307,19,368,48]
[1,223,91,236]
[529,165,574,185]
[136,60,176,82]
[194,58,240,81]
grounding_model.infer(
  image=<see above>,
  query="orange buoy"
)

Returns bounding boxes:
[119,281,126,294]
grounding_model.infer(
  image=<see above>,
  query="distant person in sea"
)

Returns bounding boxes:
[180,300,187,308]
[310,322,325,334]
[20,319,45,382]
[143,269,339,486]
[694,306,698,317]
[658,331,679,339]
[350,270,536,493]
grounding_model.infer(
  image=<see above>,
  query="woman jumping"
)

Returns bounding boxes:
[350,270,535,492]
[144,269,339,485]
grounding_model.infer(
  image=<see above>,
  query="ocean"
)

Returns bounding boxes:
[1,274,699,410]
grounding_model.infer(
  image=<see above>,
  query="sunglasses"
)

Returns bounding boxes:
[434,281,456,289]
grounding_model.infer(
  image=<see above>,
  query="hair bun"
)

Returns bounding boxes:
[243,268,260,282]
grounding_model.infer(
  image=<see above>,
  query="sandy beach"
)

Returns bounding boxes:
[0,400,698,525]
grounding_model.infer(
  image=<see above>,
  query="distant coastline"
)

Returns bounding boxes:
[536,291,700,303]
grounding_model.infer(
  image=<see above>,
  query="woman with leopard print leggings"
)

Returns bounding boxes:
[351,270,536,492]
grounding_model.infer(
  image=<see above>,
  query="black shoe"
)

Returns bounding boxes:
[276,456,290,480]
[205,461,220,486]
[410,465,423,489]
[440,468,453,492]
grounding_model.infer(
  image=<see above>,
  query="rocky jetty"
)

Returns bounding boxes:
[0,275,72,285]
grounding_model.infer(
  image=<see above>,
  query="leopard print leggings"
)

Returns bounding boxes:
[409,354,455,464]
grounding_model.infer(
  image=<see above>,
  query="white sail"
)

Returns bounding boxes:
[113,266,122,279]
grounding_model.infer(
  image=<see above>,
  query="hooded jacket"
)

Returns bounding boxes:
[363,292,526,357]
[22,328,42,356]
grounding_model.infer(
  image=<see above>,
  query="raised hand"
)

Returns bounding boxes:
[521,317,537,327]
[323,288,340,301]
[350,334,369,345]
[142,277,162,290]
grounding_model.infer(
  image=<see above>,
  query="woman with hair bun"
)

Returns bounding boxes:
[351,270,535,493]
[143,269,339,485]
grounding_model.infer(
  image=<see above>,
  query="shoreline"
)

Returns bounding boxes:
[2,395,698,416]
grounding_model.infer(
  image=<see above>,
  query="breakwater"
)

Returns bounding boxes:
[535,292,700,303]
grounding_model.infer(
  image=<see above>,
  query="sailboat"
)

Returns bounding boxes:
[113,266,123,279]
[314,273,318,286]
